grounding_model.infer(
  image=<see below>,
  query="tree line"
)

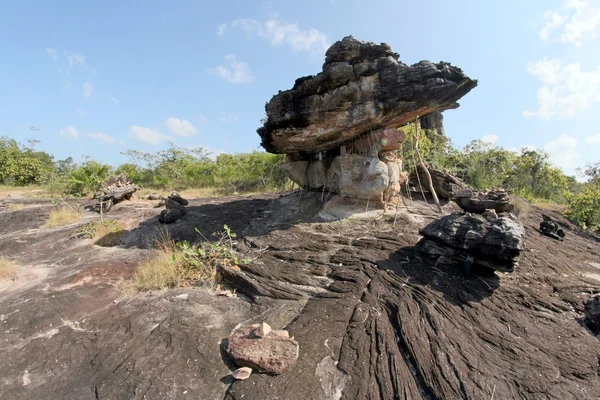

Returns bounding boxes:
[1,134,599,231]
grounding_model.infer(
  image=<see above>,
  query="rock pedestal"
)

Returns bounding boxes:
[258,36,476,202]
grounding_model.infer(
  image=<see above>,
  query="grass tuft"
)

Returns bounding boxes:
[126,225,246,293]
[0,257,18,281]
[45,207,82,228]
[512,197,530,221]
[72,219,127,246]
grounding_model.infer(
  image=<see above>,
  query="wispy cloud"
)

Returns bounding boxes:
[585,133,600,145]
[218,112,239,122]
[88,132,115,144]
[523,57,600,119]
[544,132,579,172]
[165,117,198,137]
[76,109,85,116]
[128,125,172,146]
[210,55,253,84]
[83,81,94,99]
[67,52,86,67]
[217,23,227,36]
[231,18,329,53]
[108,96,119,104]
[539,0,600,46]
[45,48,58,61]
[480,134,499,145]
[59,125,78,140]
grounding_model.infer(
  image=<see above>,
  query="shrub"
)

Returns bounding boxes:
[565,184,600,230]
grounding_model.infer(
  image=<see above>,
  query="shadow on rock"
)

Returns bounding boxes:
[120,193,324,249]
[377,244,501,306]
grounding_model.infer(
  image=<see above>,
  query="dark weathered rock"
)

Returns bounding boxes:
[169,192,189,206]
[410,164,466,199]
[539,215,565,241]
[227,324,299,374]
[165,198,187,214]
[147,194,161,200]
[417,212,526,273]
[455,189,514,214]
[584,294,600,329]
[420,111,445,136]
[258,36,477,154]
[158,208,184,224]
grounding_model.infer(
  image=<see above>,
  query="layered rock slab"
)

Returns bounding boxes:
[257,36,477,154]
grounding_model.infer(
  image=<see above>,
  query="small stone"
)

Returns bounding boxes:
[217,289,234,297]
[232,367,252,380]
[176,293,188,300]
[251,322,272,338]
[271,330,290,338]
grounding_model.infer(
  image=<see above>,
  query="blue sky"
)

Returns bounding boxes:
[1,0,599,176]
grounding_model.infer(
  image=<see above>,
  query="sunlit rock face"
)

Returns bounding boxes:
[257,36,477,201]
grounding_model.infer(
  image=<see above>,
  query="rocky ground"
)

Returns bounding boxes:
[0,192,599,399]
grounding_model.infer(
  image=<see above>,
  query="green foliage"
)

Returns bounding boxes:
[213,151,287,191]
[67,159,113,196]
[565,184,600,230]
[0,136,55,185]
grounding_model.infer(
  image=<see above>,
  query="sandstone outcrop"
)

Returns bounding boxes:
[420,111,445,136]
[409,164,466,199]
[417,212,526,274]
[93,174,139,212]
[455,189,514,214]
[258,36,477,202]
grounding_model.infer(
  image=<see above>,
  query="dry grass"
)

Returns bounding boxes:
[0,257,18,281]
[9,204,26,211]
[533,200,566,212]
[125,227,240,293]
[72,219,127,246]
[0,185,49,199]
[512,197,530,221]
[44,207,82,228]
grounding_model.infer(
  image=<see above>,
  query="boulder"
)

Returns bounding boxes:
[169,192,189,206]
[420,111,446,136]
[417,213,526,273]
[165,198,187,214]
[227,323,299,375]
[539,215,565,241]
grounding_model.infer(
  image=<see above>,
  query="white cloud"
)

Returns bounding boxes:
[128,125,172,146]
[218,23,227,36]
[231,18,329,53]
[540,11,568,41]
[540,0,600,46]
[210,55,253,83]
[524,57,600,119]
[45,48,57,61]
[88,132,115,144]
[585,133,600,144]
[218,112,239,122]
[544,132,579,170]
[67,52,85,67]
[165,117,198,137]
[108,96,119,104]
[59,125,78,140]
[83,81,94,98]
[76,109,85,116]
[481,134,498,145]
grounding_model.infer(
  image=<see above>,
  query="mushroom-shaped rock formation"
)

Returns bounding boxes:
[257,36,477,202]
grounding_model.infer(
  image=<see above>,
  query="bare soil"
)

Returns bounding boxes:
[0,192,599,399]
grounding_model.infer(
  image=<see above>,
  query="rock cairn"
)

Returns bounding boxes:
[158,191,189,224]
[257,36,477,202]
[93,174,139,212]
[417,212,526,275]
[454,189,514,214]
[226,322,298,375]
